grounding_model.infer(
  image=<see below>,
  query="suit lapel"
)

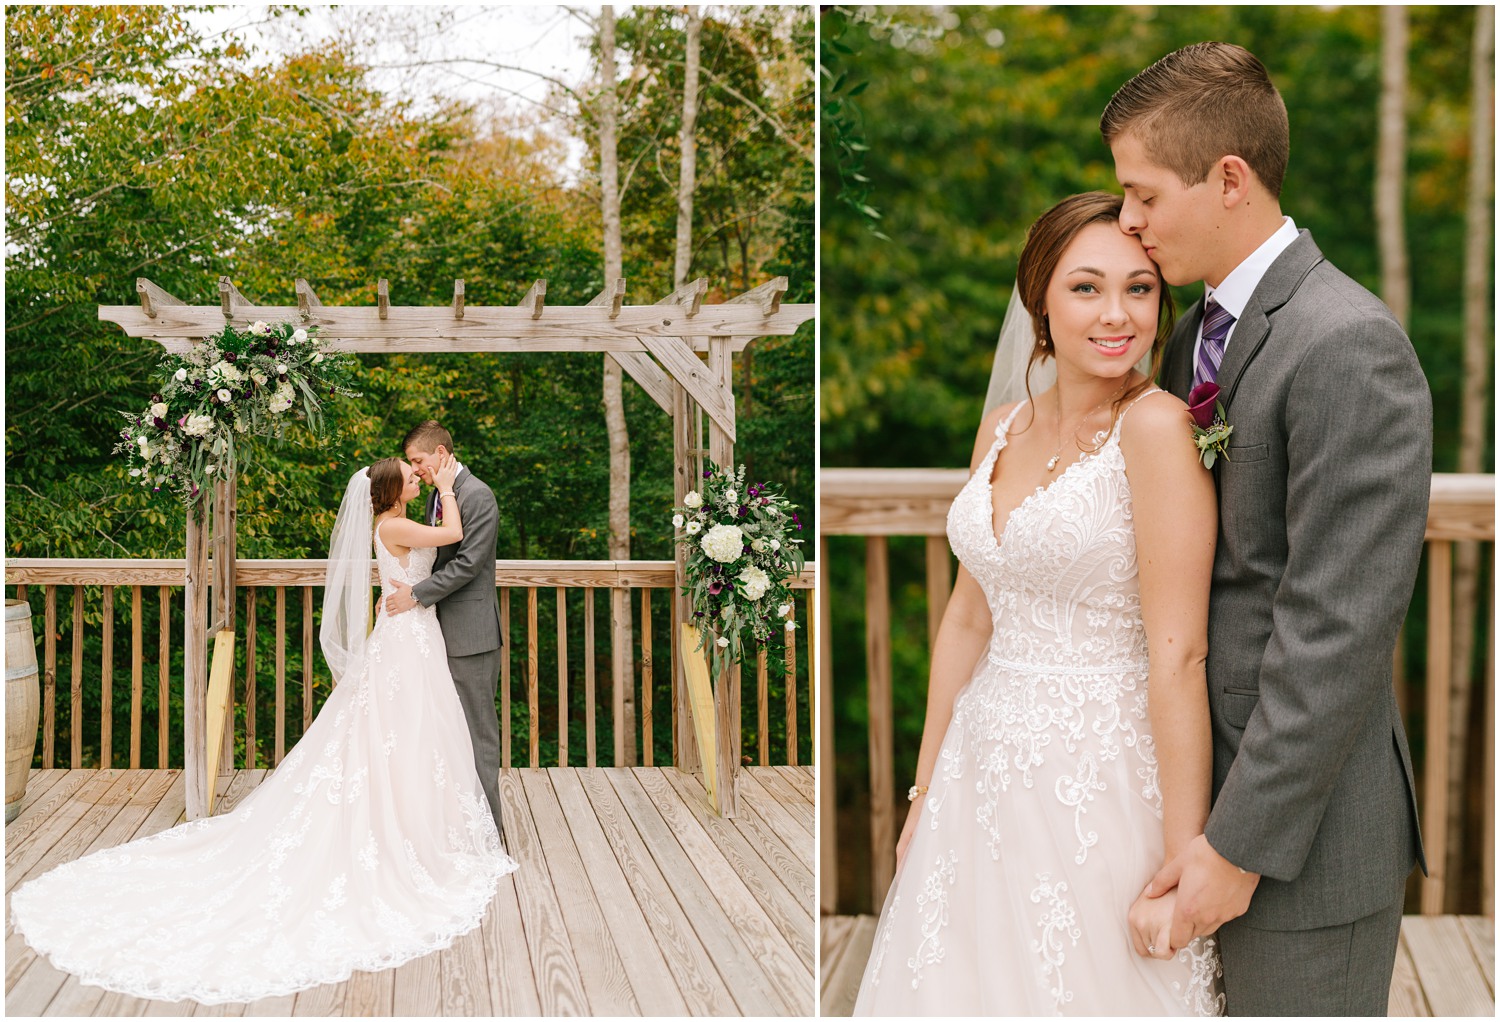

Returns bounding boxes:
[425,487,439,526]
[1217,230,1325,407]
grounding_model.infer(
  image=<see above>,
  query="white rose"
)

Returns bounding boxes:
[716,636,730,648]
[737,565,770,600]
[217,388,232,403]
[205,464,216,474]
[174,368,188,382]
[183,414,214,436]
[251,370,268,386]
[275,363,288,375]
[672,514,685,528]
[700,523,744,563]
[129,468,141,477]
[785,619,797,631]
[776,603,791,618]
[751,538,767,553]
[149,402,168,419]
[725,488,738,504]
[683,491,702,509]
[312,352,323,364]
[685,521,701,535]
[251,321,268,336]
[292,328,308,343]
[137,435,149,449]
[770,540,780,551]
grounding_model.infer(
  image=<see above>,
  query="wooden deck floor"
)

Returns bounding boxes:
[821,912,1494,1016]
[5,766,815,1017]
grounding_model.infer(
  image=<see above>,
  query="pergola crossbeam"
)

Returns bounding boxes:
[518,279,546,319]
[217,277,253,318]
[136,277,185,319]
[593,279,674,415]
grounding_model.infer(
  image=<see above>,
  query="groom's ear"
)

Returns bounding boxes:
[1216,155,1258,209]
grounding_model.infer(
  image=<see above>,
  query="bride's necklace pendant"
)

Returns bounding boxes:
[1045,453,1062,472]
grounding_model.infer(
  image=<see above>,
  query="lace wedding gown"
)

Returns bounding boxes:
[10,525,518,1005]
[853,394,1223,1016]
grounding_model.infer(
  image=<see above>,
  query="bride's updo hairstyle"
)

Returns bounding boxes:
[368,457,406,517]
[1014,191,1175,439]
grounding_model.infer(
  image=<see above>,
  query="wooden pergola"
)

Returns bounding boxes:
[100,274,816,821]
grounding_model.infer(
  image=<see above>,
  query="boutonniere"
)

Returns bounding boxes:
[1188,382,1234,469]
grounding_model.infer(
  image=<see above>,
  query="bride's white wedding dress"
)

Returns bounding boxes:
[853,394,1223,1016]
[9,525,518,1005]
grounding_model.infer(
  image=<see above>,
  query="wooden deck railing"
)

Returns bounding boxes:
[818,470,1495,918]
[5,559,816,774]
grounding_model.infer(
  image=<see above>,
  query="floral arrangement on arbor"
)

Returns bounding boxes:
[673,461,805,679]
[114,321,359,504]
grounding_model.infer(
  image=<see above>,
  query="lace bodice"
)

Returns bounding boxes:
[947,396,1154,673]
[374,522,436,593]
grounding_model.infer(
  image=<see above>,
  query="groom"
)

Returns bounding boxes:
[1103,43,1430,1014]
[384,420,505,838]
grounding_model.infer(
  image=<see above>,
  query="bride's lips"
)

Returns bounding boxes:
[1091,335,1137,356]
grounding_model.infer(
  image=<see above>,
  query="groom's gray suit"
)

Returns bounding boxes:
[411,467,505,838]
[1164,230,1429,1015]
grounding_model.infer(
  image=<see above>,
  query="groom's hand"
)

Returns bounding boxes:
[1147,833,1259,948]
[385,580,418,615]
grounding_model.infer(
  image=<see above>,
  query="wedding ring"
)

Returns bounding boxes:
[1147,944,1157,954]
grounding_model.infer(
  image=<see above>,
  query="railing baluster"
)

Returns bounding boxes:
[786,599,798,766]
[43,585,56,769]
[925,536,951,649]
[71,585,83,769]
[131,586,142,768]
[100,584,114,768]
[275,586,286,765]
[1485,544,1496,918]
[585,588,596,767]
[302,586,314,735]
[500,588,511,769]
[1422,541,1455,914]
[805,589,815,767]
[244,588,257,770]
[557,587,568,768]
[641,588,653,767]
[528,586,539,769]
[158,586,169,769]
[866,536,895,907]
[757,647,769,767]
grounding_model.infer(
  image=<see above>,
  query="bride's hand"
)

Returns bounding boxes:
[433,451,459,492]
[894,796,924,875]
[1129,885,1178,960]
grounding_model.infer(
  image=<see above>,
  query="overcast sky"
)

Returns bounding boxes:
[188,5,607,176]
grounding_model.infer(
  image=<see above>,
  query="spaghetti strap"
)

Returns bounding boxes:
[994,399,1031,439]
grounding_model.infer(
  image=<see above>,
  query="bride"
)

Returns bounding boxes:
[853,192,1223,1015]
[10,452,518,1005]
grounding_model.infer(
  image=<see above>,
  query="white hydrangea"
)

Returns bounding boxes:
[699,523,744,563]
[737,565,770,600]
[182,414,214,437]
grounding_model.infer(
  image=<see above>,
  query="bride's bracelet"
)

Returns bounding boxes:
[440,491,456,498]
[907,784,929,802]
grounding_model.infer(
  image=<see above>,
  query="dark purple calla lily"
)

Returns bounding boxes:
[1187,382,1221,429]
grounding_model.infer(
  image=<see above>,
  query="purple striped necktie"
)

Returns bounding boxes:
[1193,297,1236,390]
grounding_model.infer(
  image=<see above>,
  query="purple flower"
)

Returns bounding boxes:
[709,581,724,595]
[153,417,167,429]
[703,468,712,479]
[742,544,751,553]
[1187,382,1221,429]
[738,505,748,517]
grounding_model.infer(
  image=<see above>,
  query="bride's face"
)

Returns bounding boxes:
[398,462,421,505]
[1042,223,1160,382]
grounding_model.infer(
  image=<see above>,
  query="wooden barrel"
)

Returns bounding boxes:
[6,599,41,823]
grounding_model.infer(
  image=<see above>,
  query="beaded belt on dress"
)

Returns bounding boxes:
[986,651,1151,675]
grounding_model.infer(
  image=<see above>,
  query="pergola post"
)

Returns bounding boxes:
[183,496,210,820]
[706,334,739,817]
[672,383,701,778]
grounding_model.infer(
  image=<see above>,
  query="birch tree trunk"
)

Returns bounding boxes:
[1377,6,1410,329]
[598,5,636,764]
[674,6,701,290]
[1447,2,1494,911]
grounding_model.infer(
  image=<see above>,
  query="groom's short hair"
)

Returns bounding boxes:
[403,420,454,456]
[1101,41,1289,199]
